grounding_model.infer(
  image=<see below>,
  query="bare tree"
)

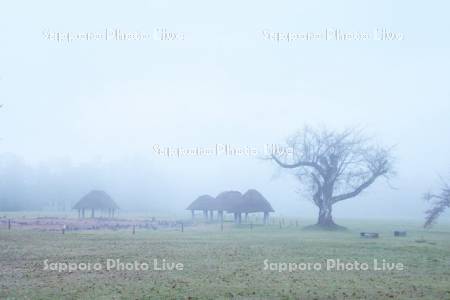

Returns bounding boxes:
[271,126,394,230]
[424,179,450,228]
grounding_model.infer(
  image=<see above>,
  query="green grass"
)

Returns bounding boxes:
[1,220,449,299]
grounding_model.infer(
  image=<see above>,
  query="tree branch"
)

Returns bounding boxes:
[271,154,326,178]
[424,183,450,228]
[331,172,383,203]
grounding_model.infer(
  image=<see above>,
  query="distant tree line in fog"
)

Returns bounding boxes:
[0,154,175,212]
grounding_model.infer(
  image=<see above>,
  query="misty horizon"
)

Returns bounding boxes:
[1,1,450,221]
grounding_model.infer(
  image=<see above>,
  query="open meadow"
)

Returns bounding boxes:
[1,217,449,299]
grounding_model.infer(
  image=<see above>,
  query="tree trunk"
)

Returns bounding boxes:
[317,203,336,228]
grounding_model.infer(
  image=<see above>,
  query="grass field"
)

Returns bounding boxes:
[1,219,449,299]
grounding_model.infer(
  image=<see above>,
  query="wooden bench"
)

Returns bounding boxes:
[360,232,379,238]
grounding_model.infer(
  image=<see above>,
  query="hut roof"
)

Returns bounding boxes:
[73,190,119,210]
[228,189,274,213]
[186,194,215,210]
[216,191,243,212]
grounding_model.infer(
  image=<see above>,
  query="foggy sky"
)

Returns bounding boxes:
[1,1,449,220]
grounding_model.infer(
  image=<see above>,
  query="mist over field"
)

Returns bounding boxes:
[2,0,450,220]
[1,1,450,220]
[2,2,450,299]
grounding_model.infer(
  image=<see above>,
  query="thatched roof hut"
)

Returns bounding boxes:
[222,189,274,213]
[73,190,119,218]
[237,189,275,213]
[223,189,274,224]
[74,190,119,210]
[186,190,274,224]
[186,194,215,211]
[215,191,243,212]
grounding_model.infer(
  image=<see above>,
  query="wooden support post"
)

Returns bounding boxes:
[209,210,213,222]
[237,213,242,224]
[218,211,223,223]
[132,225,136,235]
[221,218,224,232]
[263,212,269,225]
[62,225,65,235]
[8,219,11,231]
[245,213,249,223]
[91,209,95,218]
[203,210,208,222]
[82,208,85,218]
[181,222,184,232]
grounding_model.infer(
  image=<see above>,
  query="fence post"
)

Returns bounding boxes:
[8,219,11,231]
[132,225,136,235]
